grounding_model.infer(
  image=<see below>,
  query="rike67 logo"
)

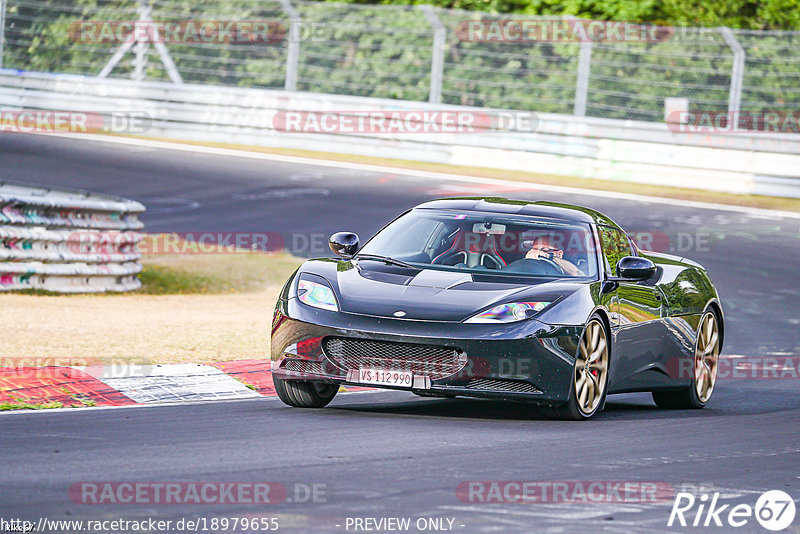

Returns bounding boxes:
[669,490,796,531]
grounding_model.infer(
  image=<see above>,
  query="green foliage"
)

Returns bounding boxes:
[137,263,228,294]
[0,400,64,410]
[3,0,798,123]
[328,0,800,29]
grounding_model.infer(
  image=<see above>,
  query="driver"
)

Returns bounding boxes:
[525,236,584,276]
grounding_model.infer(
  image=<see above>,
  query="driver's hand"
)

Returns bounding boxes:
[525,249,544,259]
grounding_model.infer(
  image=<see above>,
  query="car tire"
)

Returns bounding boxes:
[652,309,721,410]
[551,316,610,420]
[274,376,339,408]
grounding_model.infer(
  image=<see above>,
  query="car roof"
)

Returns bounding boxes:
[414,197,622,228]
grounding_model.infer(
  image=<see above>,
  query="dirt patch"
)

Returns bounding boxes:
[0,288,280,364]
[1,250,303,364]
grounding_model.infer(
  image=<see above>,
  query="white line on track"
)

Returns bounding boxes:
[33,132,800,220]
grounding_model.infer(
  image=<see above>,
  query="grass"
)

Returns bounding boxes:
[0,399,93,411]
[234,378,258,391]
[9,242,304,296]
[0,401,64,411]
[0,247,304,363]
[137,248,302,295]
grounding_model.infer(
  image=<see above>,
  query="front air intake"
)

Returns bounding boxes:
[323,337,467,380]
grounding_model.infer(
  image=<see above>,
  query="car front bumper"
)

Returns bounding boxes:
[271,299,583,405]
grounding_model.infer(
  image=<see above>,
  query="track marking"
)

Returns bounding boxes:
[0,386,384,416]
[32,132,800,220]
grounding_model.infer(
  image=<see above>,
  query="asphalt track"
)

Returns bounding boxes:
[1,133,799,533]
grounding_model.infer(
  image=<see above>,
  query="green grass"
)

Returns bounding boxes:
[137,251,303,295]
[7,248,304,297]
[0,401,64,411]
[233,377,258,391]
[138,264,225,295]
[69,398,96,408]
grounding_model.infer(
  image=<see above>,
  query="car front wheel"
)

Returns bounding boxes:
[552,317,610,420]
[274,376,339,408]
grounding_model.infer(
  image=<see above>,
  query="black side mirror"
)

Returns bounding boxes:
[616,256,657,280]
[329,232,359,259]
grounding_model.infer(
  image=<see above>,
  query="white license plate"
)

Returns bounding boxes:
[357,368,413,388]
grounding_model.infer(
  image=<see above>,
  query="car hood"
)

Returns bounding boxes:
[299,259,585,322]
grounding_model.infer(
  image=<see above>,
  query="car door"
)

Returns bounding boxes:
[597,225,669,390]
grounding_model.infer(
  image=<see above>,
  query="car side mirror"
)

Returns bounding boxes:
[616,256,656,280]
[329,232,359,259]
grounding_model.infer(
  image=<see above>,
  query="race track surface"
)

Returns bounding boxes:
[1,133,798,533]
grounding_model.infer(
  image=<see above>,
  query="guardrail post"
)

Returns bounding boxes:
[132,0,150,82]
[99,0,182,83]
[0,0,6,69]
[420,5,445,104]
[279,0,300,92]
[574,40,592,116]
[718,27,745,117]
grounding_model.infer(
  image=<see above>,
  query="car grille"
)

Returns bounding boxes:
[281,359,327,375]
[323,337,467,379]
[466,378,541,394]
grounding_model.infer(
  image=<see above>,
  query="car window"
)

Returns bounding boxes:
[598,225,632,275]
[357,209,599,279]
[367,216,444,257]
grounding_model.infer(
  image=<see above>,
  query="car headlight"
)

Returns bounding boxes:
[464,302,551,323]
[297,279,338,311]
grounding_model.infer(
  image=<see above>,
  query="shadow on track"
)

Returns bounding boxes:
[323,383,800,421]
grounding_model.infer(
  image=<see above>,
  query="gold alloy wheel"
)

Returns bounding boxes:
[575,320,609,415]
[694,312,720,403]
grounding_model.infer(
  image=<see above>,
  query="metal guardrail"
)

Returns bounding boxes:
[1,69,799,198]
[0,181,145,292]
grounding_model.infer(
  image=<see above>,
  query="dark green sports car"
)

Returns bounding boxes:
[270,197,723,420]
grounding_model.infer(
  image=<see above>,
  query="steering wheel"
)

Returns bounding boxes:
[502,257,565,276]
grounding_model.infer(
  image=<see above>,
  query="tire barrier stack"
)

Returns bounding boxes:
[0,182,145,293]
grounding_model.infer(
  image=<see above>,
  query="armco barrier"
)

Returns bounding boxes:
[1,70,800,198]
[0,182,145,293]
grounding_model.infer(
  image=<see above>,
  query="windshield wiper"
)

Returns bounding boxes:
[354,254,417,269]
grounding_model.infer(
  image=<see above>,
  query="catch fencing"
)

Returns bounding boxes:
[0,181,145,292]
[1,0,799,123]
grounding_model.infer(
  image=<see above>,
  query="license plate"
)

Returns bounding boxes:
[357,368,413,388]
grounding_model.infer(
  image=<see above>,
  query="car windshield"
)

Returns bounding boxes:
[357,209,598,279]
